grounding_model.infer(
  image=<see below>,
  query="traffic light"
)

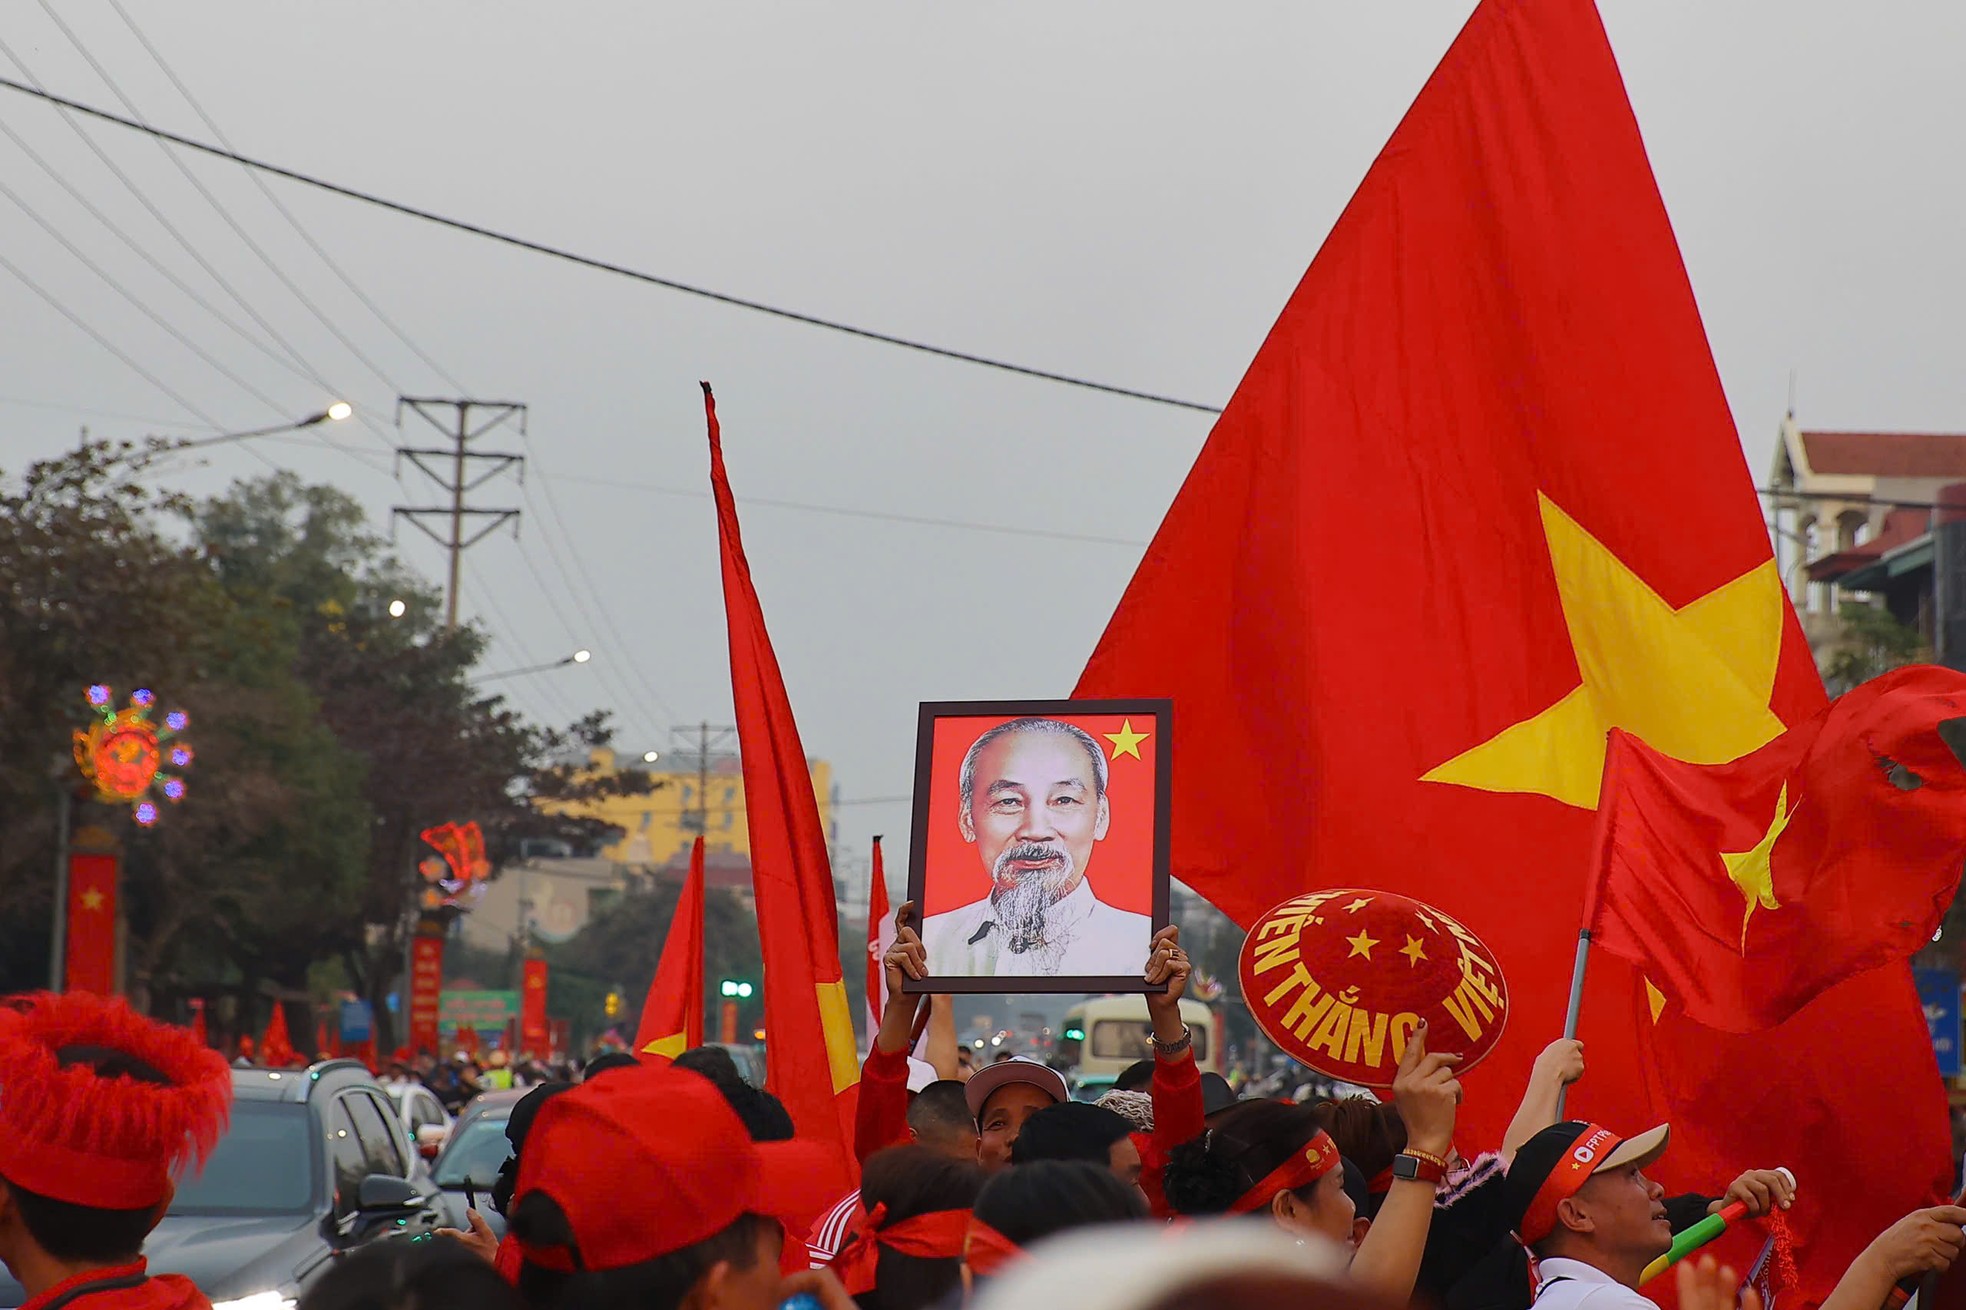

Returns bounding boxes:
[603,990,623,1018]
[719,979,755,999]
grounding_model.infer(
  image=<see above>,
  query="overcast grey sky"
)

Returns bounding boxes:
[4,2,1963,891]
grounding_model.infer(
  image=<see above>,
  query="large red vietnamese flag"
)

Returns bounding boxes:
[704,383,859,1167]
[1075,0,1948,1301]
[636,837,707,1062]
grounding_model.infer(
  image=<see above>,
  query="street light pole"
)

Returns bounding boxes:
[176,402,353,449]
[474,649,593,683]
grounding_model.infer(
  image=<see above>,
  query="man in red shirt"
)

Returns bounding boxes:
[0,992,233,1310]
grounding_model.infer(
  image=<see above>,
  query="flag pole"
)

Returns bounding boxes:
[1559,732,1622,1118]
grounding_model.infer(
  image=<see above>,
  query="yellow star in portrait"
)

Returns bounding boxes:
[1104,719,1149,761]
[1345,930,1380,960]
[1342,896,1373,914]
[79,887,105,912]
[1422,494,1788,809]
[1400,936,1427,967]
[1721,783,1793,949]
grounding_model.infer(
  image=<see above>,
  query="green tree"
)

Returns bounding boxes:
[1823,602,1927,691]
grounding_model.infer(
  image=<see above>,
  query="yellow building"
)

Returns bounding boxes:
[562,748,836,869]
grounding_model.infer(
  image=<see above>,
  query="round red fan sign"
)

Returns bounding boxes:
[1239,889,1509,1088]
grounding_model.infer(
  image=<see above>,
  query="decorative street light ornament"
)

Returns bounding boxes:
[1238,888,1509,1088]
[74,685,192,826]
[419,820,492,906]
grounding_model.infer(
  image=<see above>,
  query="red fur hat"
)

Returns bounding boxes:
[0,992,232,1210]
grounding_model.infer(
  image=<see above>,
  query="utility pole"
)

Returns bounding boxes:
[673,722,738,839]
[392,399,527,629]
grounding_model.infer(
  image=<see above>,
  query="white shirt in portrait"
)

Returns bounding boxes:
[921,878,1150,978]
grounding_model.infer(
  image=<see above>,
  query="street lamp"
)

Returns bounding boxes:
[177,402,355,449]
[642,751,660,764]
[387,599,408,619]
[474,649,594,682]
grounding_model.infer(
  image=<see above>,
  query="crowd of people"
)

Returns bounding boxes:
[4,919,1966,1310]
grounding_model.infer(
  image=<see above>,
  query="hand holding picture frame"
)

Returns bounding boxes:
[901,698,1172,995]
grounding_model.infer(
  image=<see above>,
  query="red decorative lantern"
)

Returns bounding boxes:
[1239,888,1509,1087]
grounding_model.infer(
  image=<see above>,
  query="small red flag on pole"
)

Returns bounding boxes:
[865,836,892,1041]
[636,837,706,1063]
[704,382,859,1167]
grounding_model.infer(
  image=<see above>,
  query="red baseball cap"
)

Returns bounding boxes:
[513,1063,763,1270]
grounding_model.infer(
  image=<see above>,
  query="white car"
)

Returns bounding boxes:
[381,1080,454,1165]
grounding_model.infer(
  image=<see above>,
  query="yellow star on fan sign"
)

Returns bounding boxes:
[1400,936,1428,967]
[1423,494,1788,809]
[1722,784,1793,948]
[1345,930,1380,960]
[1103,719,1149,760]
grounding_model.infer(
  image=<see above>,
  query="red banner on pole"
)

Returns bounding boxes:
[408,933,444,1056]
[521,958,550,1055]
[64,851,118,994]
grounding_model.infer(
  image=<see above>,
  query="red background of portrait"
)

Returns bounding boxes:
[919,712,1158,917]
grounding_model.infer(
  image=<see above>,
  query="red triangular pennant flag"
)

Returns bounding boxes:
[636,837,707,1062]
[704,383,859,1170]
[865,836,892,1040]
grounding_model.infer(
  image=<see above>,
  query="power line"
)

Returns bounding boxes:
[102,0,472,395]
[0,72,1224,415]
[461,556,585,727]
[538,469,1149,548]
[0,170,306,422]
[0,37,338,397]
[516,446,685,725]
[0,111,351,397]
[0,394,209,427]
[29,0,406,401]
[0,246,225,432]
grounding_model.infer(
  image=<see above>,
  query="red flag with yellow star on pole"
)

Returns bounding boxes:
[704,383,859,1171]
[1588,665,1966,1033]
[635,837,706,1063]
[1075,0,1949,1300]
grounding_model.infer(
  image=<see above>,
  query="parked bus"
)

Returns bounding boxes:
[1053,996,1219,1098]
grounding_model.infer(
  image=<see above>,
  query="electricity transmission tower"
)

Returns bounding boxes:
[392,399,526,629]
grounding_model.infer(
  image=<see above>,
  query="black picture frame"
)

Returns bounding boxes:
[900,697,1173,995]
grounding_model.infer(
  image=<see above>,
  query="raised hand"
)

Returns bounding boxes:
[1391,1019,1461,1159]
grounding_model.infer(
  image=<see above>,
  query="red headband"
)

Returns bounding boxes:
[963,1218,1023,1278]
[1517,1123,1623,1246]
[828,1203,973,1294]
[1227,1130,1342,1215]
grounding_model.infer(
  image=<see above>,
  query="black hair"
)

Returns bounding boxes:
[719,1081,794,1142]
[0,1179,154,1265]
[509,1190,773,1310]
[969,1160,1147,1286]
[907,1080,976,1147]
[1162,1099,1328,1216]
[1315,1095,1405,1191]
[857,1145,985,1310]
[489,1081,574,1219]
[1114,1059,1157,1093]
[672,1045,744,1088]
[580,1052,641,1081]
[0,1045,182,1262]
[1008,1101,1135,1168]
[297,1233,526,1310]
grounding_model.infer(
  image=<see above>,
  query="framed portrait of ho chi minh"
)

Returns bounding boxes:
[902,698,1172,995]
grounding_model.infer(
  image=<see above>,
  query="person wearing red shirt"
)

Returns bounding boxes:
[0,993,232,1310]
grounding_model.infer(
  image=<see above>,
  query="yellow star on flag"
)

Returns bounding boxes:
[1104,719,1149,760]
[1400,936,1428,967]
[1721,783,1792,949]
[1423,494,1788,809]
[1345,930,1380,960]
[79,888,105,912]
[1342,896,1373,913]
